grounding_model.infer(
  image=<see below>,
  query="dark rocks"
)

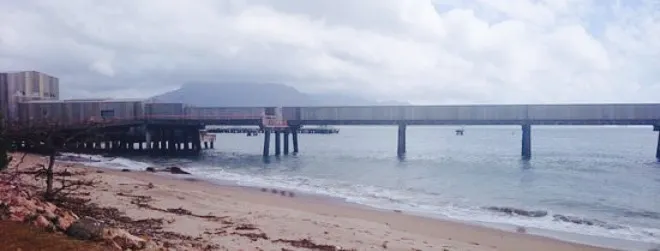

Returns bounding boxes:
[486,206,548,218]
[165,166,190,175]
[66,217,106,241]
[121,169,131,172]
[144,166,191,174]
[552,214,623,229]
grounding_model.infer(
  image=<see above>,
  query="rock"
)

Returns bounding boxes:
[34,215,51,229]
[66,217,105,241]
[486,206,548,218]
[44,210,57,221]
[145,167,157,172]
[42,202,57,213]
[121,169,131,172]
[56,210,79,231]
[165,166,190,175]
[103,227,146,250]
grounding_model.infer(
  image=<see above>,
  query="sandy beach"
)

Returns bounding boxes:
[7,153,617,251]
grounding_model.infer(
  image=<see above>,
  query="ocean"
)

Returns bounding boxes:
[70,126,660,250]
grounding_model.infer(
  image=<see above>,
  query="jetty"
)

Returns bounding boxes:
[7,101,660,161]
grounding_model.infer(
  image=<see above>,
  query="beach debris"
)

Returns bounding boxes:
[235,223,258,231]
[116,192,227,221]
[167,207,193,215]
[516,226,527,233]
[273,238,357,251]
[232,231,269,241]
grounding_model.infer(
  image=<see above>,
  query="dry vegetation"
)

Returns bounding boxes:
[0,220,112,251]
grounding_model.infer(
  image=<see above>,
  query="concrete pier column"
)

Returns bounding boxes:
[292,128,299,153]
[656,131,659,161]
[145,130,152,150]
[181,130,188,151]
[655,126,660,161]
[193,130,202,152]
[397,123,407,157]
[283,132,290,155]
[162,129,169,153]
[522,124,532,160]
[263,130,271,157]
[169,131,176,152]
[155,129,162,151]
[275,132,281,156]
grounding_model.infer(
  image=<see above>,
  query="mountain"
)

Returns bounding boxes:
[151,82,409,106]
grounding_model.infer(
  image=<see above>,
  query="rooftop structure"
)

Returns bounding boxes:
[0,71,59,122]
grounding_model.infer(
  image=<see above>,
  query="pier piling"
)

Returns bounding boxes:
[656,132,660,161]
[275,132,281,155]
[522,124,532,160]
[193,131,202,152]
[397,123,406,157]
[283,132,290,155]
[263,130,271,157]
[655,126,660,161]
[292,128,299,153]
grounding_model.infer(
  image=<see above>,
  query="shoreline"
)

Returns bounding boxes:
[188,172,653,250]
[136,169,656,251]
[56,153,655,250]
[64,162,613,250]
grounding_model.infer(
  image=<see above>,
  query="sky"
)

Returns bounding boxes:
[0,0,658,104]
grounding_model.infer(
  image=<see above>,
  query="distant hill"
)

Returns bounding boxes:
[151,82,409,106]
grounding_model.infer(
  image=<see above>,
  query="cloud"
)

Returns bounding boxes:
[0,0,658,104]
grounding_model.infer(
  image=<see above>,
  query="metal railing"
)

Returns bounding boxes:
[18,113,282,127]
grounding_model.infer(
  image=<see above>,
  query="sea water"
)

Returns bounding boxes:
[64,126,660,250]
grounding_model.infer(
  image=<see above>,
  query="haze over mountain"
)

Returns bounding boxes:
[151,82,409,107]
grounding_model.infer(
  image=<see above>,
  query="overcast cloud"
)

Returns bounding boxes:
[0,0,658,104]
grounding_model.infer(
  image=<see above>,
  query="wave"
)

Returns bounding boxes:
[57,154,660,246]
[58,153,153,170]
